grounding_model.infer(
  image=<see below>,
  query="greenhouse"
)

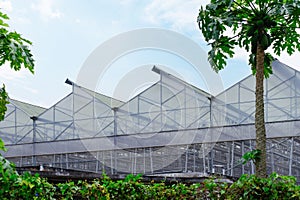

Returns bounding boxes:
[1,60,300,180]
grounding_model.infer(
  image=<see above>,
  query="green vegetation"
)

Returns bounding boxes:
[0,10,35,148]
[227,173,300,199]
[0,4,300,200]
[0,158,300,199]
[198,0,300,177]
[240,149,261,165]
[0,10,35,113]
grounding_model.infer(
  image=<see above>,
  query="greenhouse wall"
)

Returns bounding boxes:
[1,60,300,180]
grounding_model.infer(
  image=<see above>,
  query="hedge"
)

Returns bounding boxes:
[1,154,300,199]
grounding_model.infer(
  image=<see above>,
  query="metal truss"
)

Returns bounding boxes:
[1,61,300,181]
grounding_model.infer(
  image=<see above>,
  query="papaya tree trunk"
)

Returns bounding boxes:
[255,42,267,178]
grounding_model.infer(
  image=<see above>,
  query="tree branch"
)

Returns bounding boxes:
[246,0,259,13]
[232,0,253,14]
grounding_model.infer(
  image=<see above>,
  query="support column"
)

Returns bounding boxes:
[143,148,146,174]
[14,107,17,143]
[130,151,133,174]
[31,116,37,166]
[102,151,105,172]
[60,154,63,169]
[96,152,99,173]
[160,75,163,131]
[289,138,294,176]
[92,95,96,133]
[53,154,56,167]
[134,149,137,174]
[241,141,245,174]
[184,85,187,128]
[150,147,153,174]
[230,142,235,176]
[193,144,196,172]
[112,107,118,174]
[72,85,75,139]
[250,140,255,174]
[185,145,189,172]
[271,144,275,172]
[66,154,69,169]
[209,97,212,127]
[226,142,230,176]
[209,150,214,173]
[110,151,114,175]
[202,144,206,173]
[238,83,241,120]
[137,96,140,131]
[294,71,297,118]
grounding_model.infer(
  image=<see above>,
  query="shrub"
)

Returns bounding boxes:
[1,153,300,200]
[226,173,300,200]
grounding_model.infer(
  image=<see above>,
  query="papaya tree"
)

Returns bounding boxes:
[198,0,300,177]
[0,10,34,149]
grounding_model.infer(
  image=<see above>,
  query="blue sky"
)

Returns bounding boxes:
[0,0,299,108]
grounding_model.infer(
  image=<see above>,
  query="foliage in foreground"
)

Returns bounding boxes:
[0,10,35,120]
[198,0,300,178]
[0,154,300,200]
[0,9,35,150]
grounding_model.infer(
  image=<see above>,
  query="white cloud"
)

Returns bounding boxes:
[0,63,32,81]
[15,17,32,25]
[275,51,300,71]
[233,47,249,61]
[144,0,209,32]
[31,0,63,20]
[75,18,81,24]
[111,20,119,25]
[120,0,137,5]
[0,0,13,12]
[230,47,300,71]
[0,63,38,103]
[21,84,38,94]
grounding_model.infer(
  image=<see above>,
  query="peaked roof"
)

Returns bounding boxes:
[6,60,299,117]
[212,60,300,125]
[65,79,124,108]
[215,59,299,97]
[77,85,124,108]
[9,99,46,117]
[152,66,212,98]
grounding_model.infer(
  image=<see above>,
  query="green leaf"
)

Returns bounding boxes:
[240,149,261,164]
[198,0,300,78]
[0,85,9,121]
[0,138,7,152]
